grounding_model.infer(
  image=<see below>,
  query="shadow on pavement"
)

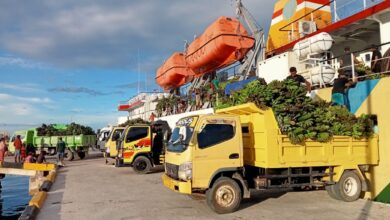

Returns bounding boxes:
[239,189,289,211]
[357,199,373,220]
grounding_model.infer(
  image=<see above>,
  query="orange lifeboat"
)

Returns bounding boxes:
[155,52,194,90]
[186,16,255,76]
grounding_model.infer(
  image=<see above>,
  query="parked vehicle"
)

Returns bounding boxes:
[97,126,113,151]
[162,103,379,214]
[117,120,171,174]
[11,128,96,161]
[105,126,125,158]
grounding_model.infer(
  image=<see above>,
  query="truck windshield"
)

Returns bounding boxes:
[167,126,193,153]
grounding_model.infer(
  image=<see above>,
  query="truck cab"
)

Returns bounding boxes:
[104,126,125,158]
[163,115,243,198]
[117,120,171,174]
[97,126,113,152]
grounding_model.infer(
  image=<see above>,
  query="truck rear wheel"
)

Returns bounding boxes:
[206,177,242,214]
[77,152,86,159]
[336,171,362,202]
[65,148,74,161]
[132,156,152,174]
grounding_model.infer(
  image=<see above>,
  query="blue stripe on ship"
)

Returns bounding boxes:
[347,79,380,114]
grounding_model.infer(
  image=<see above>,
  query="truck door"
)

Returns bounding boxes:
[123,126,151,164]
[108,128,124,156]
[192,116,243,188]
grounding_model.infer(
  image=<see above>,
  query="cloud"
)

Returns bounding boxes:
[0,83,43,93]
[0,93,52,104]
[0,0,274,72]
[48,87,105,96]
[115,81,144,89]
[0,55,47,69]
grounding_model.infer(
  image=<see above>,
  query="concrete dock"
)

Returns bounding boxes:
[35,154,390,220]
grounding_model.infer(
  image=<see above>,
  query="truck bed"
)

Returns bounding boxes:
[216,103,379,169]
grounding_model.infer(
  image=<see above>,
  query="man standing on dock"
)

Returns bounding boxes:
[57,137,66,167]
[13,135,22,163]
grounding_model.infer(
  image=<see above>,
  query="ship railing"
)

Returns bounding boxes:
[300,42,390,88]
[280,0,334,43]
[280,0,384,43]
[332,0,385,22]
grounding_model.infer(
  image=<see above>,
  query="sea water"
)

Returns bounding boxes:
[0,175,31,219]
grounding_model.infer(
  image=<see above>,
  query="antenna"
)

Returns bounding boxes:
[137,48,140,94]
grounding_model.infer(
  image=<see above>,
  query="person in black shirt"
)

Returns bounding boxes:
[370,45,382,73]
[331,69,357,107]
[340,47,360,79]
[286,67,311,92]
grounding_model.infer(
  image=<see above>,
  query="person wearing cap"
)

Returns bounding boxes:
[331,69,357,107]
[286,67,311,92]
[370,45,382,73]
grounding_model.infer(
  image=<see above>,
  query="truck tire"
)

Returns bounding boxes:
[206,177,242,214]
[336,171,362,202]
[77,152,86,159]
[132,156,152,174]
[65,149,74,161]
[325,184,341,200]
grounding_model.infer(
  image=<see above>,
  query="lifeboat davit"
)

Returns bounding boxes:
[186,16,255,76]
[155,52,194,90]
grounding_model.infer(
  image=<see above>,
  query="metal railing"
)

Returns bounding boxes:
[279,0,385,43]
[299,42,390,88]
[332,0,385,22]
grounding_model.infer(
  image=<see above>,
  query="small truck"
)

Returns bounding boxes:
[162,103,379,214]
[11,128,96,161]
[117,120,171,174]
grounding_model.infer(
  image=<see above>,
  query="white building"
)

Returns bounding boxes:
[117,92,170,125]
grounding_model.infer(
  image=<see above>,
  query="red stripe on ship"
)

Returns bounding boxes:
[270,0,390,55]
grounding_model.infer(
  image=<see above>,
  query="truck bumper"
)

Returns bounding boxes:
[161,174,192,194]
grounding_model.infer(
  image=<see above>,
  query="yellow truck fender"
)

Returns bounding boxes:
[207,168,250,198]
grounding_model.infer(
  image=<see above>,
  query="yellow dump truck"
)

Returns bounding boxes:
[162,103,379,214]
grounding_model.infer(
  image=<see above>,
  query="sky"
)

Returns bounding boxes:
[0,0,274,133]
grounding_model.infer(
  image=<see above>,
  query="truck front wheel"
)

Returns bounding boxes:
[206,177,242,214]
[77,152,86,159]
[336,171,362,202]
[132,156,152,174]
[65,148,74,161]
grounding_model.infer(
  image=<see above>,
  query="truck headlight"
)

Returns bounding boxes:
[178,162,192,181]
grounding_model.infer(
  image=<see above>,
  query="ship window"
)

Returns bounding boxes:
[126,127,148,143]
[198,124,234,149]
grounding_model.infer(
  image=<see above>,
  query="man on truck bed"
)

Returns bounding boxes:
[286,67,311,92]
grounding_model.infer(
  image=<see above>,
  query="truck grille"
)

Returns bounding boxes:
[165,163,179,180]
